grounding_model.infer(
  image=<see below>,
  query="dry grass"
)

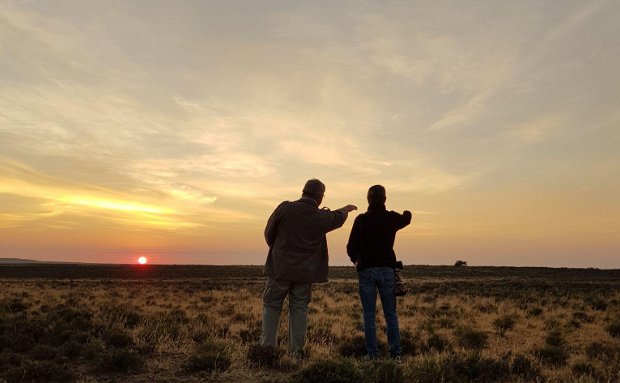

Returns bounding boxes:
[0,266,619,382]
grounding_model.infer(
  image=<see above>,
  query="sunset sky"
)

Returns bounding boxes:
[1,1,618,267]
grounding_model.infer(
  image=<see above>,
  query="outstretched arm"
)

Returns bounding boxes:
[395,210,412,230]
[322,204,357,233]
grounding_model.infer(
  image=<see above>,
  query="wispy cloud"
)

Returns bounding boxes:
[1,1,619,266]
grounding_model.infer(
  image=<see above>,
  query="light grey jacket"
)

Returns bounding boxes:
[264,197,348,283]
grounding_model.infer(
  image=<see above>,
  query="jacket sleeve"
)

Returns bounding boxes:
[346,215,362,264]
[264,202,285,247]
[393,210,412,230]
[321,208,348,233]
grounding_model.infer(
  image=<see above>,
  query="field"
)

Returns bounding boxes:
[1,265,619,382]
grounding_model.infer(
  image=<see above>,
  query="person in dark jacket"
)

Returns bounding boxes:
[346,185,412,358]
[262,179,357,356]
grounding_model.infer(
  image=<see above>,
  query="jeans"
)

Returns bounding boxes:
[261,277,312,354]
[358,267,401,357]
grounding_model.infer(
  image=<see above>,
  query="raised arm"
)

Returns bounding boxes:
[394,210,412,230]
[321,204,357,233]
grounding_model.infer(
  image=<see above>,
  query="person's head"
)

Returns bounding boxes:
[367,185,386,205]
[302,179,326,205]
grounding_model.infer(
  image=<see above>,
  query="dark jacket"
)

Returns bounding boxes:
[346,204,411,271]
[264,197,348,283]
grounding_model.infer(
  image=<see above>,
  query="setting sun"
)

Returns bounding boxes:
[137,256,147,265]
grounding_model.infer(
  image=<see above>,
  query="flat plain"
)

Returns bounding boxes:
[1,265,619,382]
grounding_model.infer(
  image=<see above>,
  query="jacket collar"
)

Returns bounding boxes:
[367,203,386,212]
[299,196,319,208]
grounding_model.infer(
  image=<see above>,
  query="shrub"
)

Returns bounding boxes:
[62,340,84,359]
[4,297,28,313]
[186,341,231,373]
[572,311,594,323]
[527,307,543,317]
[509,354,540,380]
[572,360,597,377]
[104,328,133,348]
[451,353,509,382]
[424,333,450,353]
[10,359,76,382]
[408,353,511,383]
[399,329,420,356]
[605,318,620,338]
[454,260,467,267]
[362,359,406,383]
[589,299,608,311]
[246,344,282,368]
[30,344,58,360]
[493,314,517,335]
[292,358,363,383]
[585,341,620,361]
[533,345,568,366]
[239,327,261,343]
[544,330,564,347]
[97,348,143,373]
[407,354,452,383]
[455,327,488,350]
[337,334,385,358]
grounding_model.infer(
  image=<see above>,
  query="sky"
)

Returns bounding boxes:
[1,1,619,268]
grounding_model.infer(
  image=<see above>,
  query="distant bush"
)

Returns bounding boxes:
[454,260,467,267]
[493,314,517,335]
[455,327,487,350]
[292,358,362,383]
[246,344,282,368]
[186,340,231,373]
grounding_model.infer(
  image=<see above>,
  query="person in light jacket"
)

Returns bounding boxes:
[262,179,357,356]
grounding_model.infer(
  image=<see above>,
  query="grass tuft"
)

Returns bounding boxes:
[186,340,231,373]
[292,358,362,383]
[247,344,282,368]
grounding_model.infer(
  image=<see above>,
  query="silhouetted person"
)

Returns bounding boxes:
[262,179,357,356]
[346,185,412,359]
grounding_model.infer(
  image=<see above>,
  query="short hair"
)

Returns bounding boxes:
[367,185,386,204]
[302,179,325,198]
